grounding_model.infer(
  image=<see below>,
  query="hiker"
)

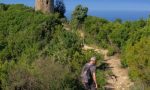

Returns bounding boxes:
[81,57,98,90]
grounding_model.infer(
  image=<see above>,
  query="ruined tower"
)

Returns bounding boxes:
[35,0,54,13]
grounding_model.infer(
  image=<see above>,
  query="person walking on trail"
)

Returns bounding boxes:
[81,57,98,90]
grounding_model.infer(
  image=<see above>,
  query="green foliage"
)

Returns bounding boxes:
[0,59,77,90]
[72,5,88,22]
[96,71,106,90]
[46,26,82,65]
[33,59,76,90]
[121,58,128,68]
[107,46,116,56]
[0,3,9,11]
[78,11,150,88]
[130,79,150,90]
[54,0,66,17]
[71,5,88,29]
[1,3,150,89]
[0,4,80,89]
[82,16,109,48]
[122,37,150,86]
[114,18,122,23]
[110,29,128,48]
[0,4,60,62]
[0,4,106,89]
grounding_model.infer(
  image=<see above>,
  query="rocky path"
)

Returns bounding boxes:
[83,45,133,90]
[63,24,133,90]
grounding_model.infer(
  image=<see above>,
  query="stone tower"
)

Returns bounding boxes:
[35,0,54,13]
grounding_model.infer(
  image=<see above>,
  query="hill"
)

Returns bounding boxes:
[0,4,105,90]
[0,4,150,90]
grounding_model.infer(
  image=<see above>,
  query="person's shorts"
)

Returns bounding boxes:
[82,82,96,90]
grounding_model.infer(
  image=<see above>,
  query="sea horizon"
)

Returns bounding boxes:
[1,0,150,21]
[65,10,150,21]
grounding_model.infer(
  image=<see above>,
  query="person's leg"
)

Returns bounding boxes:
[83,83,90,90]
[90,82,96,90]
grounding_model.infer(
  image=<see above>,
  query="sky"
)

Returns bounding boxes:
[1,0,150,12]
[1,0,150,21]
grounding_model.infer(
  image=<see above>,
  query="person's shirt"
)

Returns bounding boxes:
[89,63,96,75]
[81,63,96,82]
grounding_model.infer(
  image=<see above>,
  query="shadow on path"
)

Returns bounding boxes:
[97,62,114,71]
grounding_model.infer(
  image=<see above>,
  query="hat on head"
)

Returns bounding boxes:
[90,56,96,61]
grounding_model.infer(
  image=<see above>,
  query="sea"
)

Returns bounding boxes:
[1,1,150,21]
[65,10,150,21]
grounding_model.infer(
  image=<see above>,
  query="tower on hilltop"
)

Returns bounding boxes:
[35,0,54,13]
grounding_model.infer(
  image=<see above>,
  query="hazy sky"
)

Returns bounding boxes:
[1,0,150,12]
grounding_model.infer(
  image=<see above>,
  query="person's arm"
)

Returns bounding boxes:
[92,72,98,88]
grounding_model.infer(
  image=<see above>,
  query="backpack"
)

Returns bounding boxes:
[81,64,92,83]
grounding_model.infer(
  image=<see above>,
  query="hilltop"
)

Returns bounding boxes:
[0,4,150,90]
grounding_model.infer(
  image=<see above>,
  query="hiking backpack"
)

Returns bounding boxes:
[81,64,92,83]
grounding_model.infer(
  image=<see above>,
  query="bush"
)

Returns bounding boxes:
[1,3,150,89]
[33,59,76,90]
[121,58,128,68]
[0,4,60,62]
[71,5,88,29]
[54,0,66,17]
[82,16,110,48]
[0,3,9,11]
[107,46,116,56]
[0,59,78,90]
[121,37,150,86]
[72,5,88,22]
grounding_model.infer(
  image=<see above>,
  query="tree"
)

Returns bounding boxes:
[114,18,122,23]
[72,5,88,22]
[54,0,66,17]
[0,3,9,11]
[71,5,88,29]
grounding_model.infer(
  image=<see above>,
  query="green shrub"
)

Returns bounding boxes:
[121,58,128,68]
[107,46,116,56]
[121,37,150,86]
[0,3,9,11]
[96,71,106,90]
[1,3,150,89]
[33,59,77,90]
[0,59,78,90]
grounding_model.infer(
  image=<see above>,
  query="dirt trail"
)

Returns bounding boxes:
[63,24,133,90]
[83,45,134,90]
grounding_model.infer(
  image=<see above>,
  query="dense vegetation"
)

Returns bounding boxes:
[0,4,106,90]
[77,12,150,89]
[0,3,149,90]
[54,0,66,17]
